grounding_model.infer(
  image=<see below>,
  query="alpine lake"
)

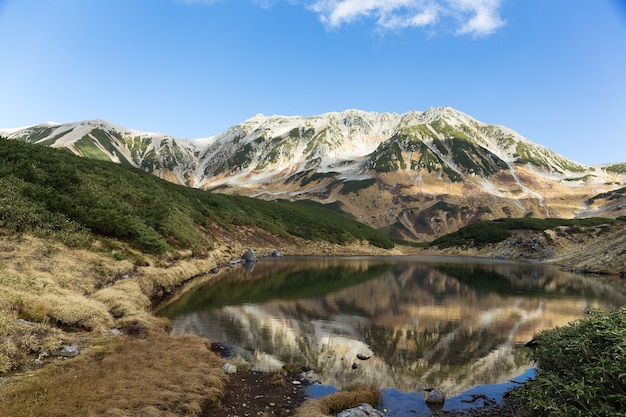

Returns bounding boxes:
[156,256,626,416]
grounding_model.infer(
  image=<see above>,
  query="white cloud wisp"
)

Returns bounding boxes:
[308,0,505,36]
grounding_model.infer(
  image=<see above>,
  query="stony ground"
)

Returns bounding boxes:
[202,369,309,417]
[206,368,530,417]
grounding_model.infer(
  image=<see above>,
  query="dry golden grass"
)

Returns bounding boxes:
[0,318,69,373]
[294,383,381,417]
[92,279,167,335]
[0,232,245,416]
[0,332,227,417]
[0,232,233,374]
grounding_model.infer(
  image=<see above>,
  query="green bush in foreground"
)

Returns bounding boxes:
[517,307,626,417]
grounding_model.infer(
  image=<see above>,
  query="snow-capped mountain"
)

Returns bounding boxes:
[2,107,624,241]
[0,119,204,186]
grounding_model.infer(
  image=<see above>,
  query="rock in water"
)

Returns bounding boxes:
[242,249,258,262]
[425,388,445,404]
[337,403,385,417]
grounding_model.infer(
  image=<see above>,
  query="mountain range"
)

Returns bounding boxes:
[2,107,625,241]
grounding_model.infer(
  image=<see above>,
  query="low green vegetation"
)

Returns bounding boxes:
[514,142,586,173]
[340,178,376,195]
[431,201,459,216]
[515,142,548,167]
[431,119,473,142]
[606,163,626,174]
[37,128,75,147]
[370,140,406,172]
[432,136,448,155]
[431,217,618,248]
[586,186,626,205]
[516,307,626,417]
[232,142,255,168]
[19,126,57,143]
[563,175,593,182]
[0,138,393,252]
[414,144,441,172]
[73,135,112,161]
[90,129,127,160]
[123,135,161,172]
[553,154,587,173]
[448,138,487,175]
[291,199,345,215]
[288,126,315,141]
[300,171,339,187]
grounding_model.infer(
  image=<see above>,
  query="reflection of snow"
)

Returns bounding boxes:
[252,351,285,372]
[166,258,624,397]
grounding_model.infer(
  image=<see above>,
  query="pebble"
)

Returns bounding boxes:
[221,362,237,374]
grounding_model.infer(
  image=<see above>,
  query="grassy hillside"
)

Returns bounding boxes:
[430,217,625,249]
[0,138,393,252]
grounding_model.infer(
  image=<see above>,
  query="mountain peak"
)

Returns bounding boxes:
[3,107,624,242]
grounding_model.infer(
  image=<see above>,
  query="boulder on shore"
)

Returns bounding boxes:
[242,249,258,262]
[337,403,385,417]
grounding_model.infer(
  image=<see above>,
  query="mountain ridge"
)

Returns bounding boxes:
[2,107,625,241]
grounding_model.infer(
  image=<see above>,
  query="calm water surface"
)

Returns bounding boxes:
[158,256,626,415]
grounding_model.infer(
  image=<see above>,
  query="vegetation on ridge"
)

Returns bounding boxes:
[0,138,393,252]
[431,217,622,248]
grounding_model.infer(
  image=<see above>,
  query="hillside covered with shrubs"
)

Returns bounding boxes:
[0,138,394,253]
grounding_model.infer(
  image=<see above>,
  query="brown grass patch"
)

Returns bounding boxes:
[0,318,69,374]
[0,332,227,417]
[294,383,381,417]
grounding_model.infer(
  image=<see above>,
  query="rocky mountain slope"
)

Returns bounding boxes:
[3,107,624,241]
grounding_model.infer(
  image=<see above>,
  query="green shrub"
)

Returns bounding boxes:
[516,307,626,417]
[430,217,615,248]
[0,138,393,253]
[370,140,405,172]
[606,163,626,174]
[340,178,376,195]
[586,187,626,205]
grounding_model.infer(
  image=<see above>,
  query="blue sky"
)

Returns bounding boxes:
[1,0,625,165]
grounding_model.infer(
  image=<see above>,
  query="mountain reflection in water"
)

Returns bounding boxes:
[158,256,626,398]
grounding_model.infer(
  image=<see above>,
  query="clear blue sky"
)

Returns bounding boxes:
[1,0,625,165]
